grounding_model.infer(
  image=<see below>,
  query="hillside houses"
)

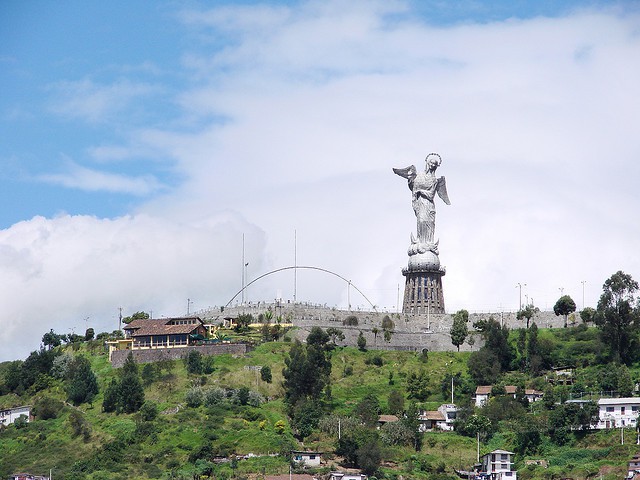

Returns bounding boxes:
[0,405,31,427]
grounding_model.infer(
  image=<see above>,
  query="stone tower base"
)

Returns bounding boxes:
[402,268,445,314]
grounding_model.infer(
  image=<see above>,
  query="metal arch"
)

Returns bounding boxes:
[225,265,378,312]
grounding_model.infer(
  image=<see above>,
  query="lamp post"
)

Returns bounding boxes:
[516,283,526,310]
[581,280,586,309]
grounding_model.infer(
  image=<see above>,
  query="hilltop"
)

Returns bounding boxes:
[1,317,640,480]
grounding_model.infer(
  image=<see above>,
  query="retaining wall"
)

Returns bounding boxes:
[110,343,251,368]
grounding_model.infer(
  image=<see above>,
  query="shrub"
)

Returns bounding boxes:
[204,387,226,407]
[186,386,204,408]
[33,396,64,420]
[343,315,359,326]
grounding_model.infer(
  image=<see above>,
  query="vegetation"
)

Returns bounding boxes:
[1,271,640,480]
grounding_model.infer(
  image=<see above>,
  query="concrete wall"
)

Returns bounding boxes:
[110,343,251,368]
[199,303,582,352]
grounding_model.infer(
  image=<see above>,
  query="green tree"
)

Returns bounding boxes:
[357,331,367,351]
[282,339,331,414]
[554,295,577,328]
[122,311,149,324]
[356,438,382,476]
[260,365,272,383]
[450,309,469,351]
[402,401,423,451]
[406,369,430,401]
[594,270,640,364]
[580,306,596,323]
[84,328,95,341]
[306,326,330,346]
[517,304,540,329]
[184,350,204,374]
[326,327,345,346]
[354,393,381,427]
[117,352,145,413]
[42,329,62,350]
[388,390,405,415]
[102,378,119,413]
[66,356,99,405]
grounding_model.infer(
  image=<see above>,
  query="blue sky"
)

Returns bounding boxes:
[1,0,639,361]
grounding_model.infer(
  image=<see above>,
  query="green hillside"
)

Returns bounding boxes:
[1,315,640,479]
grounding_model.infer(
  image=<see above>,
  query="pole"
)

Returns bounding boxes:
[582,280,586,309]
[476,431,480,462]
[294,230,297,303]
[241,234,245,304]
[451,376,454,403]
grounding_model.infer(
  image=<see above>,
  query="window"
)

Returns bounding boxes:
[501,464,508,470]
[501,454,508,460]
[632,406,639,412]
[606,406,614,412]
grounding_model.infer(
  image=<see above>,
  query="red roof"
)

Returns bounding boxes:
[124,317,204,336]
[476,386,492,395]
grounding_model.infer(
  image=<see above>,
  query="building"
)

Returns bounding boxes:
[107,316,207,360]
[378,414,399,428]
[419,404,457,431]
[292,451,321,467]
[0,406,31,427]
[597,397,640,429]
[329,473,367,480]
[524,389,544,403]
[8,474,49,480]
[475,386,492,407]
[628,452,640,479]
[480,449,517,480]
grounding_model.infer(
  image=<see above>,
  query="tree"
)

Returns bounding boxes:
[66,356,99,405]
[450,309,469,351]
[260,365,272,383]
[388,390,405,415]
[184,350,204,374]
[102,379,119,413]
[517,304,540,329]
[326,327,345,346]
[84,328,95,341]
[42,329,62,350]
[594,270,640,364]
[357,331,367,351]
[282,339,331,415]
[406,370,430,401]
[554,295,577,328]
[580,306,596,324]
[354,393,381,427]
[122,311,149,324]
[402,401,423,451]
[306,326,330,346]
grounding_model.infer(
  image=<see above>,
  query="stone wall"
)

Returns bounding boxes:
[110,343,251,368]
[200,303,583,352]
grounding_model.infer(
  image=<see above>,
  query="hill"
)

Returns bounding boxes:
[0,325,638,480]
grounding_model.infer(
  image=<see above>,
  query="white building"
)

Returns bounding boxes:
[292,451,321,467]
[0,405,31,427]
[480,449,517,480]
[418,404,457,431]
[597,398,640,429]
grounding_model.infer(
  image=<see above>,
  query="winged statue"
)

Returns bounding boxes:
[393,153,450,253]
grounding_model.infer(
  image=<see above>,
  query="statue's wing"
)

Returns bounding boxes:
[437,176,451,205]
[392,165,417,181]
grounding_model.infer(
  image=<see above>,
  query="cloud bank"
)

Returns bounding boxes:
[1,1,639,360]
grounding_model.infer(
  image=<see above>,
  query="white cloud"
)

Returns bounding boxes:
[49,78,161,123]
[36,160,163,195]
[0,213,265,361]
[3,1,640,360]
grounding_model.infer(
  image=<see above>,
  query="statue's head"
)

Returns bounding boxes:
[425,153,442,171]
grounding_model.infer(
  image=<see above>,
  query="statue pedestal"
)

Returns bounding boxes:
[401,251,446,314]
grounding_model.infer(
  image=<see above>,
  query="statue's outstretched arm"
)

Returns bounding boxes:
[436,176,451,205]
[393,165,417,181]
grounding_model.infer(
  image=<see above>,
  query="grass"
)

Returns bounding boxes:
[1,329,638,479]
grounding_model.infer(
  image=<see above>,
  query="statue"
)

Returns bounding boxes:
[393,153,450,256]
